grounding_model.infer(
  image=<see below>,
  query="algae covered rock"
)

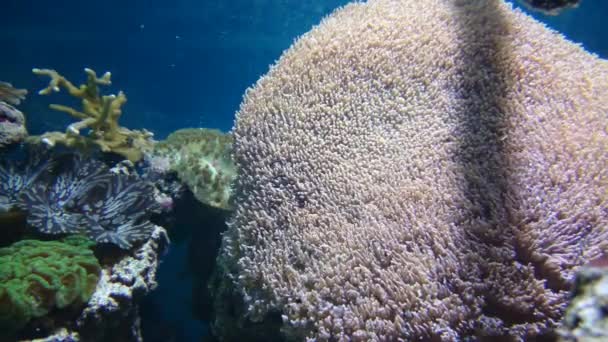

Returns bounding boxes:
[0,236,101,333]
[153,128,235,210]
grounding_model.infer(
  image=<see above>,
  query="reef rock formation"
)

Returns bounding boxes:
[216,0,608,340]
[77,225,168,341]
[0,82,27,148]
[18,225,168,342]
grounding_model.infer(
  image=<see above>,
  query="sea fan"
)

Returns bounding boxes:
[78,173,159,249]
[0,153,53,212]
[21,156,110,234]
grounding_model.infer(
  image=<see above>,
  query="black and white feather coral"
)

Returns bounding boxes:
[0,152,53,212]
[79,173,159,249]
[5,151,159,249]
[21,156,110,234]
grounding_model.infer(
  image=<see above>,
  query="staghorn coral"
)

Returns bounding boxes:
[153,128,236,210]
[0,236,100,335]
[31,68,154,162]
[217,0,608,340]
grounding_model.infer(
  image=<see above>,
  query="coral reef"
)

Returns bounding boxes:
[0,146,170,340]
[0,236,100,336]
[153,128,235,210]
[31,68,154,162]
[558,257,608,341]
[8,225,168,342]
[0,82,28,148]
[216,0,608,340]
[74,225,168,341]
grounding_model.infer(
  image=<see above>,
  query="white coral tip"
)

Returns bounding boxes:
[41,137,55,147]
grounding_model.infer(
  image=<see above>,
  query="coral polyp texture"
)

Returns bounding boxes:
[0,236,100,335]
[31,68,154,162]
[218,0,608,340]
[153,128,235,210]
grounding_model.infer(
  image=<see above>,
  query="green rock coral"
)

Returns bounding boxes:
[0,236,101,333]
[30,68,154,162]
[154,128,235,210]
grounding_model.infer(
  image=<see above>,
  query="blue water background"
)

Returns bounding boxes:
[0,0,606,140]
[0,0,606,341]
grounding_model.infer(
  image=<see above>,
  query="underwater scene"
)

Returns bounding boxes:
[0,0,607,341]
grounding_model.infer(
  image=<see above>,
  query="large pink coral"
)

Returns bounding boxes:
[217,0,608,340]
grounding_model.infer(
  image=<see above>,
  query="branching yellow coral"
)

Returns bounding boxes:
[31,68,154,162]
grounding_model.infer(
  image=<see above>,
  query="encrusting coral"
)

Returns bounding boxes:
[0,236,100,334]
[153,128,235,210]
[30,68,154,162]
[217,0,608,340]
